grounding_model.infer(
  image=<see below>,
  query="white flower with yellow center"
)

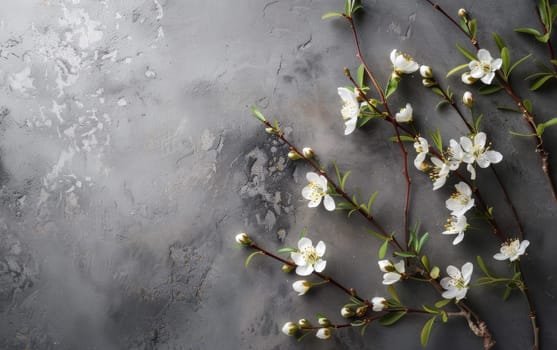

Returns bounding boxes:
[390,49,419,75]
[338,87,361,135]
[302,172,335,211]
[460,132,503,169]
[467,49,502,85]
[446,182,475,216]
[430,157,458,190]
[441,262,473,301]
[413,137,429,170]
[494,239,530,262]
[442,215,468,245]
[395,103,413,123]
[378,259,405,285]
[291,237,327,276]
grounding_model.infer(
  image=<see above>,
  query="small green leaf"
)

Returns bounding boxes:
[530,74,555,91]
[322,12,343,19]
[340,170,351,191]
[551,59,557,67]
[476,256,491,277]
[428,128,443,153]
[379,311,407,326]
[434,299,452,308]
[351,320,367,327]
[507,53,532,77]
[421,255,430,270]
[420,317,436,347]
[435,100,449,110]
[389,135,416,142]
[417,232,430,253]
[493,32,506,51]
[446,63,469,78]
[250,105,266,122]
[378,239,389,259]
[277,247,297,254]
[497,106,521,113]
[297,331,311,342]
[394,251,417,258]
[478,85,502,95]
[332,161,342,184]
[502,285,513,301]
[357,64,365,88]
[385,77,399,98]
[500,47,510,76]
[430,87,445,97]
[422,305,439,314]
[441,310,448,323]
[366,191,379,213]
[469,19,477,38]
[523,99,532,114]
[245,251,263,268]
[456,43,477,61]
[473,114,484,133]
[537,117,557,136]
[360,323,370,336]
[388,285,401,304]
[514,27,542,36]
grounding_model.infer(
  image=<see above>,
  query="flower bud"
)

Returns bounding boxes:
[461,72,477,85]
[458,8,467,18]
[355,305,368,317]
[430,266,440,279]
[288,150,301,160]
[340,306,355,318]
[281,264,295,273]
[420,65,433,79]
[371,297,387,312]
[302,147,314,158]
[422,78,436,88]
[265,127,274,134]
[298,318,311,328]
[282,322,298,336]
[235,232,251,245]
[462,91,474,107]
[318,317,330,327]
[316,328,332,340]
[292,280,312,296]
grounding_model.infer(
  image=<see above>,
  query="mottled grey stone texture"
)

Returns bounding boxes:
[0,0,556,349]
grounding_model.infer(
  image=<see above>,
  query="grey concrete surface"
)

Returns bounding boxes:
[0,0,556,349]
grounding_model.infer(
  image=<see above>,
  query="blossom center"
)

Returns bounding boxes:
[448,276,466,289]
[307,182,326,201]
[341,102,359,120]
[301,246,319,265]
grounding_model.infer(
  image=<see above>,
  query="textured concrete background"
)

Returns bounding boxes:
[0,0,556,349]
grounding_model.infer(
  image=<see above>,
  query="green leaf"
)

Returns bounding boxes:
[357,64,365,88]
[351,320,367,327]
[435,100,449,110]
[497,106,521,113]
[530,74,555,91]
[394,251,417,258]
[422,305,439,314]
[523,99,532,114]
[340,170,351,191]
[297,332,311,342]
[514,27,542,36]
[428,128,443,153]
[420,317,436,347]
[389,135,416,142]
[476,256,491,277]
[456,43,477,61]
[417,232,429,253]
[478,85,502,95]
[365,228,389,241]
[378,239,389,259]
[500,47,510,76]
[551,59,557,66]
[277,247,297,254]
[492,32,506,51]
[502,285,513,301]
[537,117,557,136]
[388,285,401,304]
[322,12,343,19]
[332,161,342,184]
[469,19,477,38]
[385,77,399,98]
[250,105,266,122]
[344,0,350,15]
[507,53,532,77]
[434,299,452,308]
[366,191,379,213]
[446,63,469,78]
[430,87,445,97]
[441,310,448,323]
[360,323,370,336]
[474,114,484,133]
[379,311,407,326]
[421,255,430,270]
[245,251,263,268]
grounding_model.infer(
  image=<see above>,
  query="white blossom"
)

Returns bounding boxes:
[235,232,251,245]
[292,280,312,295]
[395,103,413,123]
[282,322,298,336]
[302,172,335,211]
[378,259,405,285]
[316,328,332,340]
[390,49,420,75]
[446,182,475,216]
[291,237,327,276]
[420,65,433,78]
[494,239,530,262]
[371,297,387,311]
[442,215,468,245]
[466,49,503,85]
[460,132,503,169]
[338,87,361,135]
[430,157,458,190]
[413,137,429,170]
[441,262,473,301]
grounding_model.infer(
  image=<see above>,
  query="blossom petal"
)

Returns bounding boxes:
[301,186,313,200]
[452,232,465,245]
[308,199,321,208]
[338,87,357,103]
[414,152,426,170]
[461,262,473,283]
[306,172,320,183]
[467,163,477,180]
[442,288,460,300]
[315,241,326,256]
[296,264,313,276]
[390,49,398,65]
[291,252,306,266]
[298,237,312,250]
[323,195,335,211]
[491,58,503,70]
[481,72,495,85]
[493,252,507,261]
[314,259,327,273]
[446,265,461,279]
[477,49,492,62]
[344,118,357,135]
[394,260,405,274]
[485,150,503,165]
[382,272,401,285]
